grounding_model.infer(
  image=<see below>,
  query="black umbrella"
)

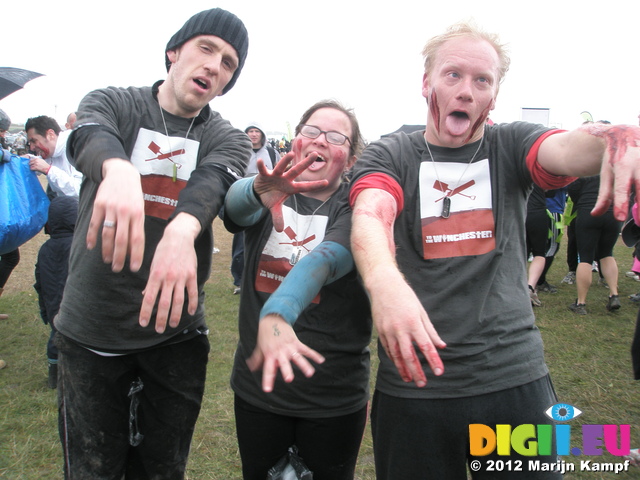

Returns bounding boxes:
[0,67,44,100]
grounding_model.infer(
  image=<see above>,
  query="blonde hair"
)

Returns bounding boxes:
[422,22,511,86]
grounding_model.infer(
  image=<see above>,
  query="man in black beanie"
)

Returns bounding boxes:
[53,8,251,479]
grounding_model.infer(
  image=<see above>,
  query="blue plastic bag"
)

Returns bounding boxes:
[0,152,50,254]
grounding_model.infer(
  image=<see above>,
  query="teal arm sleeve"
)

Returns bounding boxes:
[224,176,266,226]
[259,241,354,325]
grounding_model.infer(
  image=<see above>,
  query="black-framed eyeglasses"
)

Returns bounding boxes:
[299,124,351,146]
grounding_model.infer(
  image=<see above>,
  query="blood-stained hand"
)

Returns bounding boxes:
[586,125,640,221]
[368,266,446,387]
[252,152,329,232]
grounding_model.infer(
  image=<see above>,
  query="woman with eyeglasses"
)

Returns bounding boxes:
[223,100,371,480]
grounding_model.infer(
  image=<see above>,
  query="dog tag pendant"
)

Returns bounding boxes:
[442,196,451,218]
[290,248,301,266]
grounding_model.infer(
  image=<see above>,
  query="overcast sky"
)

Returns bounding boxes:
[2,0,638,141]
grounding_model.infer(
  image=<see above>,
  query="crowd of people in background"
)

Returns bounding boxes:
[527,116,640,316]
[268,136,291,154]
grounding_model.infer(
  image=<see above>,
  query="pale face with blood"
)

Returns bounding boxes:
[422,36,500,147]
[292,108,356,200]
[27,128,57,159]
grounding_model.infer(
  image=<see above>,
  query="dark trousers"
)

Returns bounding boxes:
[57,333,209,480]
[372,376,561,479]
[234,394,367,480]
[231,232,244,287]
[566,220,577,272]
[0,248,20,287]
[47,324,58,361]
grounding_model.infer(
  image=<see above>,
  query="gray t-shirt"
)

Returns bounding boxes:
[350,123,553,399]
[55,82,251,353]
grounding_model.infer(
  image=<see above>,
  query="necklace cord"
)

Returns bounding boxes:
[425,136,484,218]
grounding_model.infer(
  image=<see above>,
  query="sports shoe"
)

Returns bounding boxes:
[630,293,640,303]
[592,262,599,273]
[537,281,558,294]
[569,301,587,315]
[624,447,640,467]
[529,286,541,307]
[561,271,576,285]
[597,277,609,288]
[626,271,640,281]
[606,295,621,312]
[233,286,241,295]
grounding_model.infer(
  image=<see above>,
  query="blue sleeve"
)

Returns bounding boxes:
[259,241,354,325]
[1,149,19,163]
[223,176,267,227]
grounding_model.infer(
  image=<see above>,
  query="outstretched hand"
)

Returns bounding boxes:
[253,152,329,232]
[86,159,145,272]
[246,315,325,393]
[138,213,200,333]
[369,267,446,387]
[591,125,640,221]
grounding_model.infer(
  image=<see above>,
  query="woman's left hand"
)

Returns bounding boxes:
[253,152,328,232]
[246,315,325,392]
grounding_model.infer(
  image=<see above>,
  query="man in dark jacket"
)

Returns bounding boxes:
[34,195,78,389]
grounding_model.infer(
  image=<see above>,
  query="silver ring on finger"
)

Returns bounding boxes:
[103,220,116,228]
[291,351,300,359]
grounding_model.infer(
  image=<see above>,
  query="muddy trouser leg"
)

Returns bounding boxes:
[57,333,209,480]
[57,333,135,480]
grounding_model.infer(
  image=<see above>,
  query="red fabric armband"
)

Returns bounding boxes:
[526,129,578,189]
[349,173,404,214]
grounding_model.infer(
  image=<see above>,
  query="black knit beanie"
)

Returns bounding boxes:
[165,8,248,95]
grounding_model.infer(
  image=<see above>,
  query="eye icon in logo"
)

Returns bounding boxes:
[545,403,582,422]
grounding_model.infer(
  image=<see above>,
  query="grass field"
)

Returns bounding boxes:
[1,221,639,479]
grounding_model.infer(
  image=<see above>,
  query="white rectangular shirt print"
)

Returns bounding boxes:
[419,157,496,259]
[130,127,200,220]
[257,203,328,298]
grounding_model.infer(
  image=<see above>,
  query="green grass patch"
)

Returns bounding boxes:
[0,226,638,479]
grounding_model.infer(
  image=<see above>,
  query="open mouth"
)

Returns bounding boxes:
[193,78,209,90]
[307,154,326,171]
[451,111,469,120]
[446,111,471,136]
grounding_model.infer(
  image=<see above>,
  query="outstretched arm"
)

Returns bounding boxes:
[86,158,146,273]
[351,187,446,388]
[537,124,640,220]
[246,241,353,392]
[253,152,328,231]
[139,212,200,333]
